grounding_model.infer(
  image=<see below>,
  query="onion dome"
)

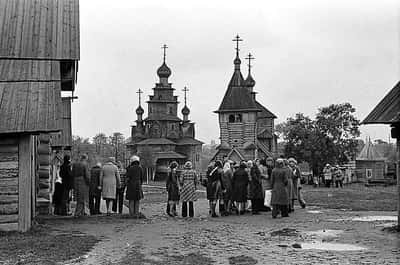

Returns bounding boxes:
[182,105,190,116]
[136,105,144,115]
[245,74,256,87]
[157,62,171,78]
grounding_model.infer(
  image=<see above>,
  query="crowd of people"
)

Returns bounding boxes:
[53,154,146,218]
[165,156,307,219]
[53,153,308,220]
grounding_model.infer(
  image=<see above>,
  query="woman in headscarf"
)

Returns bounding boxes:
[249,159,263,214]
[207,160,224,217]
[221,161,233,216]
[288,158,306,209]
[166,161,180,217]
[232,161,249,215]
[283,158,295,213]
[179,161,198,218]
[271,159,289,218]
[100,157,121,215]
[125,155,145,218]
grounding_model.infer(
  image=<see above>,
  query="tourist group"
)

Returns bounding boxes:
[53,154,307,219]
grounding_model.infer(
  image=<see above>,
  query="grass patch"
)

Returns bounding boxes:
[303,184,397,211]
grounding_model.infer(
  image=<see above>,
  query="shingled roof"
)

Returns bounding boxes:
[363,81,400,124]
[0,0,80,60]
[255,101,277,119]
[0,82,61,134]
[215,66,260,113]
[356,139,385,161]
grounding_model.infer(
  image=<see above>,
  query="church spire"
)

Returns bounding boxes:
[182,86,190,121]
[232,35,243,70]
[135,88,144,121]
[157,44,171,84]
[245,53,256,89]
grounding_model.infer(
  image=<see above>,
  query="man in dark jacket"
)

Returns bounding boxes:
[125,156,145,218]
[60,155,73,215]
[71,154,90,217]
[89,162,102,215]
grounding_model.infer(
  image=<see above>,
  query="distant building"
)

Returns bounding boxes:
[212,36,277,162]
[127,46,203,179]
[355,139,386,182]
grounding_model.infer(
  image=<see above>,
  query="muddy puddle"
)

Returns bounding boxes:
[304,229,343,238]
[270,228,298,237]
[300,242,366,251]
[351,216,397,222]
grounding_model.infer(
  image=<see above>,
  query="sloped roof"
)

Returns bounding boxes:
[136,138,176,145]
[363,81,400,124]
[176,137,204,146]
[356,140,385,161]
[0,82,61,134]
[0,60,61,81]
[257,127,274,139]
[255,101,277,119]
[0,0,80,60]
[215,68,260,113]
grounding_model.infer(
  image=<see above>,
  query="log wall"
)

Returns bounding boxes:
[0,137,19,230]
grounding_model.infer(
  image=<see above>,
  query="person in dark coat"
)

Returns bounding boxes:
[89,162,102,215]
[125,155,144,218]
[207,160,224,217]
[232,162,249,215]
[288,158,306,209]
[71,154,90,217]
[166,161,180,217]
[249,160,264,214]
[60,155,73,215]
[271,159,289,218]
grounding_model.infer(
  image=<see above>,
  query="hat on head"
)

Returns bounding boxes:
[288,158,297,164]
[170,161,178,169]
[130,155,140,163]
[184,161,192,169]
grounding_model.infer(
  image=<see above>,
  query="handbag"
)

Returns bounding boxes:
[264,190,272,207]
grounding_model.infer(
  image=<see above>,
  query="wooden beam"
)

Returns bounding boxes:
[18,135,32,232]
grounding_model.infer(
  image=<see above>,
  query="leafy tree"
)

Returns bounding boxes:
[277,103,361,174]
[315,103,360,163]
[93,133,108,155]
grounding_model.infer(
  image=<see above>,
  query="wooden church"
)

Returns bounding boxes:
[213,36,277,162]
[127,46,203,178]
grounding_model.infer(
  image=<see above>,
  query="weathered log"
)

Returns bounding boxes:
[0,138,18,145]
[0,222,18,231]
[0,168,18,179]
[0,202,18,214]
[0,194,18,204]
[0,214,18,224]
[38,154,51,165]
[0,161,18,170]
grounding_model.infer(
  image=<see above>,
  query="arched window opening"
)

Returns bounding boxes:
[228,114,235,123]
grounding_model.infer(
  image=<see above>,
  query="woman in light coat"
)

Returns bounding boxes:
[100,157,121,215]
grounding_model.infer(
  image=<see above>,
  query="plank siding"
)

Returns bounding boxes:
[0,0,80,60]
[0,60,60,81]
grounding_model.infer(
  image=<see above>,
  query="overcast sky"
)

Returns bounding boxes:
[72,0,400,144]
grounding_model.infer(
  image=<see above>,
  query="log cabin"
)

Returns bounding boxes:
[0,0,80,231]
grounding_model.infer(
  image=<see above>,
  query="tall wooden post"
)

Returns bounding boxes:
[392,123,400,231]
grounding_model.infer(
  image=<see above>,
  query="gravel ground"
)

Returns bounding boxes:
[0,185,399,265]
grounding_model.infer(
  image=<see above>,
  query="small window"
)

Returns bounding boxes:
[228,115,235,123]
[169,107,173,114]
[235,114,242,122]
[158,95,162,100]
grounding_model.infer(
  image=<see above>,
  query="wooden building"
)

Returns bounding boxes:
[355,139,386,182]
[127,47,203,179]
[0,0,80,231]
[213,36,277,162]
[362,80,400,229]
